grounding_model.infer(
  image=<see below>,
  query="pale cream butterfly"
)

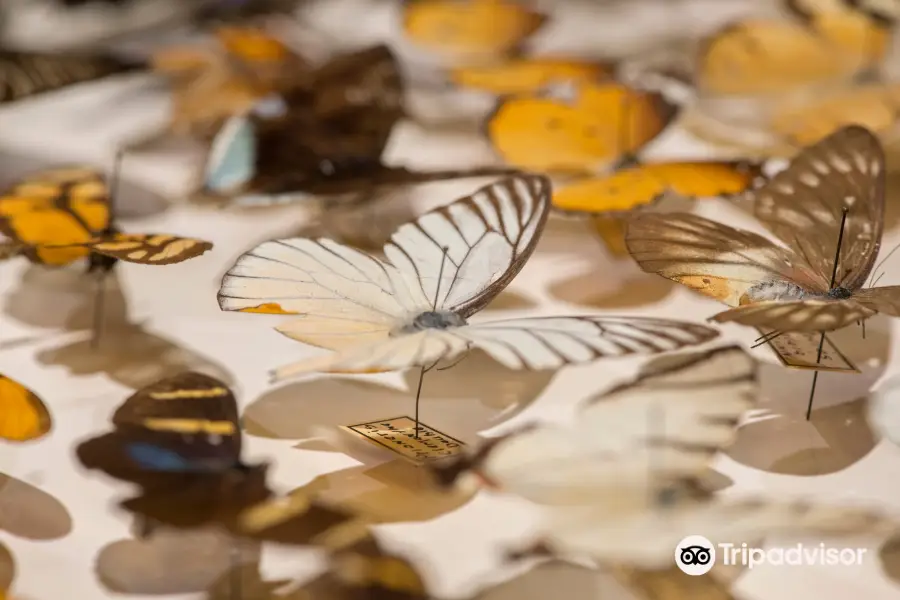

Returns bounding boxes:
[431,345,899,569]
[218,174,720,381]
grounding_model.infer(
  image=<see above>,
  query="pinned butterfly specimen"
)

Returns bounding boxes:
[401,0,547,66]
[626,125,896,334]
[695,0,894,98]
[0,375,50,443]
[450,57,613,95]
[486,80,679,175]
[204,44,516,206]
[0,167,213,271]
[431,344,900,570]
[626,126,898,416]
[150,25,309,140]
[76,372,272,530]
[0,48,147,104]
[218,174,719,384]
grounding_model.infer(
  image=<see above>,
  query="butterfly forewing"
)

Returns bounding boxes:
[383,174,551,317]
[625,212,828,306]
[111,371,241,462]
[750,125,885,290]
[0,375,51,442]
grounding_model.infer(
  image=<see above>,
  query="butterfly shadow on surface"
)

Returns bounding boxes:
[0,540,13,595]
[725,316,891,476]
[242,349,556,445]
[877,531,900,588]
[0,472,72,541]
[9,267,234,389]
[95,524,281,596]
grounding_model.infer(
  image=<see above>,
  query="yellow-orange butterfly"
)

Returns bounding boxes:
[486,80,679,174]
[0,168,213,270]
[768,81,900,148]
[696,0,892,98]
[402,0,547,65]
[0,375,50,443]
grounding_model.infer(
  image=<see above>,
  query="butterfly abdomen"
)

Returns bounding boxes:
[743,280,822,303]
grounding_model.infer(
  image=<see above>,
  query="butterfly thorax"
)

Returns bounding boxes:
[393,310,467,336]
[827,286,853,299]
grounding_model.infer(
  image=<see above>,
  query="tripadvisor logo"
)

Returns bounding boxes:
[675,536,868,574]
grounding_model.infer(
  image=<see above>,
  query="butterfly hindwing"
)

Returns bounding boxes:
[0,375,51,442]
[205,114,258,194]
[552,161,762,215]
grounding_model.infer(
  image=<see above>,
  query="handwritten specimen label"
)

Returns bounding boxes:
[758,329,858,372]
[341,416,466,464]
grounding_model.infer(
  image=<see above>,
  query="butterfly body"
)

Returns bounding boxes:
[394,310,467,336]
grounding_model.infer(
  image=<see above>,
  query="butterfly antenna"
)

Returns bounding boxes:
[807,207,850,420]
[412,245,452,439]
[867,240,900,287]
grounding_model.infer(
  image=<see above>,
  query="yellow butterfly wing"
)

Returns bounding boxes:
[451,58,611,95]
[0,375,51,442]
[697,12,886,96]
[770,82,900,145]
[82,233,213,265]
[552,162,761,215]
[486,82,677,173]
[215,26,292,63]
[402,0,546,62]
[0,168,109,266]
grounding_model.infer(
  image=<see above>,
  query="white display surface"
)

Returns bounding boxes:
[1,1,900,599]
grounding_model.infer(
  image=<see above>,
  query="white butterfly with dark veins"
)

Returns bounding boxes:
[218,174,720,381]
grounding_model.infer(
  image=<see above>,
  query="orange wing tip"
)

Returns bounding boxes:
[238,303,299,315]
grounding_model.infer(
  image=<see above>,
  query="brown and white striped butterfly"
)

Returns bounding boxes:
[626,125,899,333]
[432,345,899,568]
[217,174,719,381]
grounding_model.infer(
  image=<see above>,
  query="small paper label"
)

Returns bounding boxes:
[757,329,858,372]
[340,417,466,464]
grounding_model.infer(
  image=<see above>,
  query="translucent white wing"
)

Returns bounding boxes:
[540,497,897,569]
[270,315,720,381]
[218,238,430,351]
[445,345,754,504]
[219,173,550,358]
[382,174,551,317]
